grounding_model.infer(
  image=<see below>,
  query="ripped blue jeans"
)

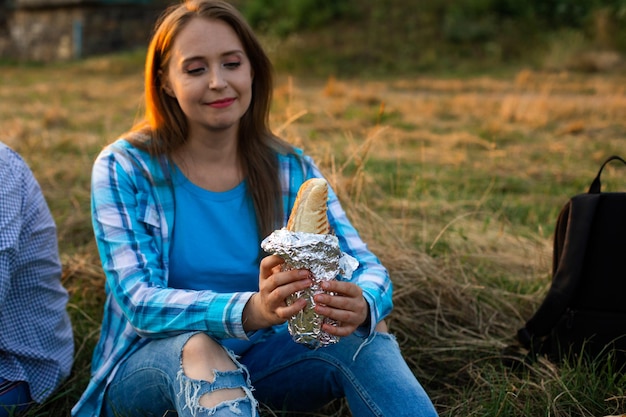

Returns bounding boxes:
[103,329,438,417]
[103,332,257,417]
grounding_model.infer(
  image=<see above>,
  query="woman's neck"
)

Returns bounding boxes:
[173,131,243,192]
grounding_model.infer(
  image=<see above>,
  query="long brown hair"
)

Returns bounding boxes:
[127,0,294,238]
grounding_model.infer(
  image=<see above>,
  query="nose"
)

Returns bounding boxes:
[208,67,227,90]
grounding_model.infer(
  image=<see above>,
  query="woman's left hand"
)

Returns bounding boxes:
[313,280,369,337]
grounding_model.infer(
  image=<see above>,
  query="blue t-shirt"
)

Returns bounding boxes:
[169,166,260,292]
[169,166,264,354]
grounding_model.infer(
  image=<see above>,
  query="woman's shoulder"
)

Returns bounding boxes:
[97,135,152,164]
[93,135,169,184]
[275,146,325,191]
[277,145,315,166]
[276,145,301,158]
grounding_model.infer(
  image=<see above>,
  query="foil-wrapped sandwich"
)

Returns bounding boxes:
[261,178,358,349]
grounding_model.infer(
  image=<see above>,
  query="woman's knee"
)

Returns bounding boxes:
[179,333,258,413]
[182,332,238,379]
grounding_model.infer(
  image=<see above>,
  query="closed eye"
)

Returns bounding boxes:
[224,62,241,69]
[185,66,207,75]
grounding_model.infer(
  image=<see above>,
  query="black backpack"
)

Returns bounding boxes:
[515,155,626,369]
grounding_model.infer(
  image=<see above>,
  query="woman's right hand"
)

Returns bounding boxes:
[242,255,312,332]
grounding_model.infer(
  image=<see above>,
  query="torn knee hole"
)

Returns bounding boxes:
[198,387,247,408]
[178,366,253,413]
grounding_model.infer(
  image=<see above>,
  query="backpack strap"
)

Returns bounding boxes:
[588,155,626,194]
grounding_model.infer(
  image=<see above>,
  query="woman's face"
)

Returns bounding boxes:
[164,17,253,137]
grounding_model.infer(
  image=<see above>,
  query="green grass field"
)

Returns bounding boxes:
[1,50,626,416]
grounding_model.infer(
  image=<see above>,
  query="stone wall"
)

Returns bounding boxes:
[1,2,168,62]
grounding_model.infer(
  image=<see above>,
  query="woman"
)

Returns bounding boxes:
[72,1,438,416]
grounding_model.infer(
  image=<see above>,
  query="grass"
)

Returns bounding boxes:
[1,50,626,416]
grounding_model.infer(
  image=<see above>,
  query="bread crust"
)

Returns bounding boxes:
[286,178,330,234]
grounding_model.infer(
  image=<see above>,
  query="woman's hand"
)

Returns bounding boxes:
[313,280,369,337]
[243,255,312,332]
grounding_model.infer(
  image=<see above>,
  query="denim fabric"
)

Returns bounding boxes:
[0,378,32,417]
[103,333,258,417]
[103,330,437,417]
[242,329,438,417]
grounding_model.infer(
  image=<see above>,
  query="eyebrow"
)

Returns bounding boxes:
[180,50,245,65]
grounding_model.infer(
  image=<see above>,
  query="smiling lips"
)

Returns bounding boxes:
[207,98,236,108]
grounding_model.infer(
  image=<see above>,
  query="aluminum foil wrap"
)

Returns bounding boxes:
[261,228,359,349]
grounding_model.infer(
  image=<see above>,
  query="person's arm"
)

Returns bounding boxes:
[0,146,23,305]
[0,236,12,305]
[91,146,254,340]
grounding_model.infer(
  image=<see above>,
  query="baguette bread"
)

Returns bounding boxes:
[286,178,330,234]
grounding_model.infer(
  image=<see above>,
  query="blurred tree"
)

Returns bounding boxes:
[241,0,354,37]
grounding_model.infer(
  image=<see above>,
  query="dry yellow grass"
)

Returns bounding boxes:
[1,54,626,415]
